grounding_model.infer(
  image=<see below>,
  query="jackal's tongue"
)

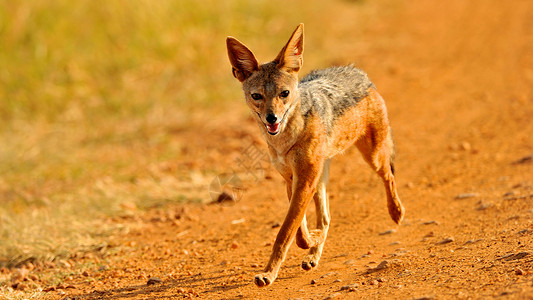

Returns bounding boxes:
[267,123,280,133]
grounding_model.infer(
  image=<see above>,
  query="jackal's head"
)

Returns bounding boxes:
[226,24,304,136]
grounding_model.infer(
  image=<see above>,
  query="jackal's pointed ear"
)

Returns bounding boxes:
[274,23,304,73]
[226,37,259,82]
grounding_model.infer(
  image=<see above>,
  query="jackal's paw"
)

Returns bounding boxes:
[301,254,320,271]
[254,272,276,287]
[388,200,405,225]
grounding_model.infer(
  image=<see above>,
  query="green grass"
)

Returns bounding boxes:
[0,0,337,123]
[0,0,376,272]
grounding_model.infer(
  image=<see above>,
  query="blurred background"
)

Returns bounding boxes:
[0,0,383,268]
[1,0,531,280]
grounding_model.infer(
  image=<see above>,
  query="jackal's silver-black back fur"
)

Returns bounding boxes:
[299,65,374,132]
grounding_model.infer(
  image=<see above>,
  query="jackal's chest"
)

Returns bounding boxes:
[268,151,292,181]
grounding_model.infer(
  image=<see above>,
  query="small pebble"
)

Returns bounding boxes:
[422,220,439,225]
[368,259,402,273]
[344,260,356,265]
[374,260,389,271]
[333,279,342,283]
[216,191,235,203]
[397,270,412,277]
[389,252,407,257]
[455,193,478,199]
[379,229,396,236]
[512,154,533,165]
[463,238,483,245]
[413,296,436,300]
[515,268,525,275]
[320,272,337,278]
[393,285,403,289]
[503,191,516,198]
[517,229,529,235]
[477,202,492,210]
[507,252,530,261]
[231,218,246,225]
[147,277,162,285]
[460,142,471,151]
[497,252,527,261]
[436,237,454,245]
[340,283,359,291]
[424,232,435,238]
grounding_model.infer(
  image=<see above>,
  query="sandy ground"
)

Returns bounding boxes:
[9,0,533,299]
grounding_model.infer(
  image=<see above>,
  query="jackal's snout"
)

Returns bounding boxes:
[265,112,281,135]
[266,113,278,124]
[266,113,280,135]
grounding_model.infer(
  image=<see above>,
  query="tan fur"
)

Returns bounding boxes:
[226,23,405,287]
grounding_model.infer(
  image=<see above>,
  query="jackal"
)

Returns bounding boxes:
[226,23,405,287]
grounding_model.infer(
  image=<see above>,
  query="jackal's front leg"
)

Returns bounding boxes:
[254,163,322,287]
[299,160,331,271]
[301,178,330,271]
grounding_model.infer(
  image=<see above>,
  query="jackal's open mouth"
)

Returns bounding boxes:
[266,123,280,135]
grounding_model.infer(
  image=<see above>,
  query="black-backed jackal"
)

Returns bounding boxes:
[226,23,405,287]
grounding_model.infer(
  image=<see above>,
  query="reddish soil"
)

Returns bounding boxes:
[16,0,533,299]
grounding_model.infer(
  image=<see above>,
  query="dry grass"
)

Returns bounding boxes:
[0,0,376,273]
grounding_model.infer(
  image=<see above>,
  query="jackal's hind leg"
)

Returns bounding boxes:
[357,127,405,224]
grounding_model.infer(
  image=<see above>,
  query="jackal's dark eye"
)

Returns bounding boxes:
[251,93,263,100]
[279,90,290,98]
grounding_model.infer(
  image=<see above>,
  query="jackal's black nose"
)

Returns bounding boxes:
[266,113,278,124]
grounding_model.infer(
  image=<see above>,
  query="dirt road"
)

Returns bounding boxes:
[31,0,533,299]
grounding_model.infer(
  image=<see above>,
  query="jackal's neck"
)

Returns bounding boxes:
[264,96,304,155]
